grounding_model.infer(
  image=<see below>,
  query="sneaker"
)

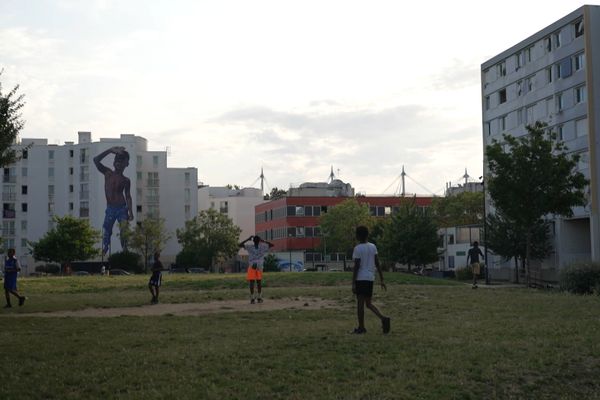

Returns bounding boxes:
[472,284,478,289]
[18,297,26,306]
[350,327,367,334]
[257,298,263,303]
[250,298,255,304]
[151,296,157,304]
[382,317,391,334]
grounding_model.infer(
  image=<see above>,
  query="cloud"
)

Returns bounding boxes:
[432,59,481,90]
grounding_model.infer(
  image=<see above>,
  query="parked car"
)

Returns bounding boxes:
[109,268,131,276]
[74,270,90,276]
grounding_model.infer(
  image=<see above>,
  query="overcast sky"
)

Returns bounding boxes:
[0,0,595,195]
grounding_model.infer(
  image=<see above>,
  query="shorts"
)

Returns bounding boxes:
[471,263,481,275]
[3,274,17,291]
[149,273,162,287]
[354,280,374,297]
[246,265,263,281]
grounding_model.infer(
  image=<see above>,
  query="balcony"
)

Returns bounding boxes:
[79,208,89,218]
[146,196,160,204]
[2,176,16,183]
[3,209,16,219]
[80,191,89,200]
[147,179,160,187]
[80,174,89,182]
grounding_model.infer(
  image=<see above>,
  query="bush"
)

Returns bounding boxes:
[108,251,143,274]
[263,254,280,272]
[559,262,600,294]
[455,265,473,281]
[35,264,60,274]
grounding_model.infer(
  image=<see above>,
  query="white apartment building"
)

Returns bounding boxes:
[197,186,264,240]
[481,5,600,272]
[4,131,198,272]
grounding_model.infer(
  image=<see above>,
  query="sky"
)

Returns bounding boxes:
[0,0,596,196]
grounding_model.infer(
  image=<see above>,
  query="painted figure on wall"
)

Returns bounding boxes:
[94,146,133,255]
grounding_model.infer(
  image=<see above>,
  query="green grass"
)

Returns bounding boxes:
[1,273,600,399]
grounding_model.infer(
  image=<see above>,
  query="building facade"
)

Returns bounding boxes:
[481,5,600,270]
[255,194,433,269]
[4,132,198,272]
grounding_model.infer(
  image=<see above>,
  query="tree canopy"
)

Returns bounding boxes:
[319,199,373,258]
[486,122,588,283]
[125,216,171,273]
[432,191,484,228]
[378,204,439,270]
[176,209,241,271]
[31,215,100,269]
[264,187,287,200]
[0,70,28,167]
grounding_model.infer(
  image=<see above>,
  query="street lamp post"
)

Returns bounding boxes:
[481,177,490,285]
[288,234,293,272]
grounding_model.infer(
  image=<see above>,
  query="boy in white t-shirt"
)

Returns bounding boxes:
[351,226,390,334]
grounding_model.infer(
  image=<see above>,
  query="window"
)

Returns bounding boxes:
[557,58,572,79]
[21,167,27,177]
[137,155,142,167]
[498,89,507,104]
[553,31,561,48]
[137,171,142,181]
[496,61,506,77]
[526,105,535,125]
[69,149,74,158]
[485,96,490,110]
[69,184,74,193]
[80,165,89,181]
[287,227,296,237]
[219,201,228,214]
[48,167,54,178]
[287,205,295,216]
[147,172,159,187]
[575,85,587,104]
[296,227,305,237]
[22,150,28,159]
[313,206,321,216]
[49,150,54,160]
[184,204,191,216]
[21,238,27,248]
[485,121,491,136]
[500,115,507,131]
[557,124,564,141]
[80,183,89,200]
[69,202,74,211]
[517,108,524,126]
[516,81,522,96]
[2,221,15,236]
[304,206,313,216]
[80,148,88,163]
[525,76,533,93]
[48,185,55,200]
[48,202,55,214]
[184,172,190,186]
[184,188,191,203]
[515,52,523,69]
[305,227,314,237]
[544,36,552,52]
[574,20,584,38]
[546,67,553,84]
[295,206,304,216]
[577,151,590,171]
[21,220,27,232]
[21,203,27,212]
[525,46,532,63]
[69,167,74,176]
[575,118,588,137]
[21,185,27,195]
[556,93,564,111]
[153,155,159,167]
[80,201,89,217]
[574,53,585,71]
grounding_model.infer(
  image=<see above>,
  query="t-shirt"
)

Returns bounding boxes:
[4,256,19,278]
[245,242,270,269]
[468,247,484,264]
[352,242,378,281]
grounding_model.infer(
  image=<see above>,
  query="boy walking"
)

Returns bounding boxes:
[239,235,273,304]
[149,252,164,304]
[466,241,485,288]
[351,226,390,334]
[4,248,26,308]
[93,146,133,255]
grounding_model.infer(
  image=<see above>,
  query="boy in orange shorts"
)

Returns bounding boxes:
[239,235,274,304]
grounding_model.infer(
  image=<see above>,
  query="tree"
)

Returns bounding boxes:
[125,216,171,273]
[264,187,287,200]
[31,215,100,273]
[378,204,439,271]
[486,211,552,283]
[486,122,588,285]
[0,70,29,167]
[108,251,143,273]
[263,253,280,272]
[176,209,241,271]
[319,199,373,261]
[432,191,484,227]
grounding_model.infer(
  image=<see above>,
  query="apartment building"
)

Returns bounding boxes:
[4,131,198,272]
[481,5,600,270]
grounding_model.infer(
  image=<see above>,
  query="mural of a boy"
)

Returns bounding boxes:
[93,146,133,255]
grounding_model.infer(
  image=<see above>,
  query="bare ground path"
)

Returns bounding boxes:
[4,297,341,318]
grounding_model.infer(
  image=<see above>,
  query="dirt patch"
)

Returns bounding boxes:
[7,297,341,318]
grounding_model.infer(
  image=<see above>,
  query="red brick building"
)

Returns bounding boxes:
[255,195,433,265]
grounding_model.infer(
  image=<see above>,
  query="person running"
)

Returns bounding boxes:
[351,226,390,334]
[466,241,485,288]
[239,235,273,304]
[93,146,133,255]
[3,248,26,308]
[149,252,164,304]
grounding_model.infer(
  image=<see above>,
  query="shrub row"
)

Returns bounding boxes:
[559,262,600,295]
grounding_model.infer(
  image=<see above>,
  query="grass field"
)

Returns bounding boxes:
[1,272,600,399]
